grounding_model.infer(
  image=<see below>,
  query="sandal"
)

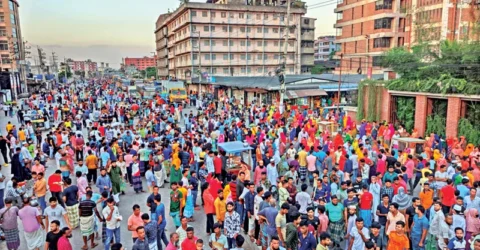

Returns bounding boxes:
[81,246,88,250]
[91,242,99,248]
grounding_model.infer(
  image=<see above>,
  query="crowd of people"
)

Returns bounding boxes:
[0,77,479,250]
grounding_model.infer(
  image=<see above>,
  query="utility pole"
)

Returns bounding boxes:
[37,46,47,81]
[192,31,201,94]
[337,53,343,114]
[278,0,291,114]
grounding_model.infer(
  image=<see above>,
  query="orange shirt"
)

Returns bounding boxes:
[387,231,410,250]
[33,178,47,197]
[419,189,434,210]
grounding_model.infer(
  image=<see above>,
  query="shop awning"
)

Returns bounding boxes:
[286,89,327,99]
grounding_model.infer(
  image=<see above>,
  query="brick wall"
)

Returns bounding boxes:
[414,95,428,137]
[446,97,461,138]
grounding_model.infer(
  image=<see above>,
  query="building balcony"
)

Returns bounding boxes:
[301,32,315,41]
[301,47,314,54]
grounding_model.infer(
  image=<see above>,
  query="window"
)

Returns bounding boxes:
[247,41,251,46]
[9,1,13,11]
[241,67,246,73]
[375,0,393,10]
[322,48,330,52]
[374,18,392,29]
[264,54,268,60]
[289,54,294,60]
[246,27,251,33]
[223,26,228,32]
[229,40,234,46]
[204,26,210,32]
[264,27,269,33]
[10,14,15,25]
[338,12,343,20]
[0,28,6,37]
[273,14,278,20]
[228,26,233,32]
[372,56,384,66]
[221,12,227,18]
[193,54,198,60]
[223,40,228,46]
[191,11,197,17]
[211,40,216,46]
[223,54,228,60]
[247,13,252,19]
[241,54,246,60]
[247,67,252,73]
[288,41,294,47]
[211,12,216,18]
[337,28,343,36]
[1,55,10,64]
[202,11,208,17]
[247,54,252,60]
[257,41,262,47]
[289,27,295,34]
[191,25,197,32]
[264,41,268,46]
[205,54,210,60]
[274,54,279,59]
[241,41,246,46]
[257,27,262,33]
[239,13,245,19]
[211,26,216,32]
[0,14,4,23]
[373,37,391,48]
[257,68,263,73]
[257,54,262,60]
[240,27,246,33]
[230,54,234,60]
[204,40,210,46]
[212,68,217,74]
[264,14,268,20]
[229,12,234,18]
[0,41,8,51]
[223,68,229,74]
[212,54,216,60]
[273,28,279,33]
[274,41,279,46]
[256,14,261,20]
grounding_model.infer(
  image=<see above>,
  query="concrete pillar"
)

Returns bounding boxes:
[446,97,461,138]
[380,86,391,122]
[414,95,428,137]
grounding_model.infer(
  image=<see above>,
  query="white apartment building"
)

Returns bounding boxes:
[155,1,315,81]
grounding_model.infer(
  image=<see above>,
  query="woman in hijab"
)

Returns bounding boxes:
[465,208,480,250]
[392,187,411,213]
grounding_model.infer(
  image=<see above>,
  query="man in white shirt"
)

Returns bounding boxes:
[102,197,122,247]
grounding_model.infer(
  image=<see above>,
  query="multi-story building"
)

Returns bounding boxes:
[0,0,24,72]
[314,36,337,61]
[124,56,157,71]
[68,60,98,72]
[154,0,315,81]
[333,0,480,74]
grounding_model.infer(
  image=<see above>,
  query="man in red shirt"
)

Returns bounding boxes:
[392,177,407,195]
[48,170,65,208]
[359,184,373,228]
[57,227,73,250]
[213,152,222,179]
[181,227,198,250]
[440,179,456,214]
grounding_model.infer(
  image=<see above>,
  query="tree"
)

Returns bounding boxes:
[145,67,157,79]
[58,62,72,81]
[311,65,326,74]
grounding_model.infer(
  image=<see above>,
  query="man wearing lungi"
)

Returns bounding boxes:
[79,190,102,250]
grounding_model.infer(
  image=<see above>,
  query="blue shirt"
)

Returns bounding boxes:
[411,214,429,237]
[154,203,167,229]
[299,232,317,250]
[96,175,112,194]
[100,152,110,167]
[258,206,279,236]
[457,185,470,198]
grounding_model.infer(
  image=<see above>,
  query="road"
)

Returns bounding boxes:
[0,105,259,250]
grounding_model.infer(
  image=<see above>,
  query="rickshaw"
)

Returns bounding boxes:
[217,141,253,181]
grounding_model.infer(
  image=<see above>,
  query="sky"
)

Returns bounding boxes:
[20,0,336,68]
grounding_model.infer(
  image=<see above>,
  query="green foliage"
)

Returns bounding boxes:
[458,118,480,145]
[356,82,365,121]
[146,67,157,79]
[311,65,326,74]
[357,80,382,121]
[58,71,72,79]
[395,97,415,132]
[382,41,480,95]
[426,115,446,136]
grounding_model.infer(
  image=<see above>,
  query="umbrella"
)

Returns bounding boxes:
[131,104,139,111]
